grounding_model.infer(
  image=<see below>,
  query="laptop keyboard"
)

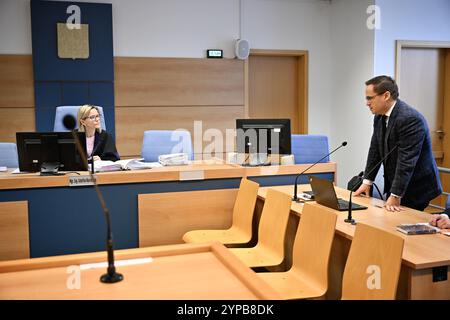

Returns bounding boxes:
[337,199,365,210]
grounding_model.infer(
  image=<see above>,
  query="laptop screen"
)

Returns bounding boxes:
[309,176,340,210]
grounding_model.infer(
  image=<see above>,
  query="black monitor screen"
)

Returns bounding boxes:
[236,119,291,155]
[16,132,87,172]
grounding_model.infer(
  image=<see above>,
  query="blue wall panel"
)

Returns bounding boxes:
[31,0,115,136]
[89,82,115,135]
[30,0,114,82]
[34,82,61,108]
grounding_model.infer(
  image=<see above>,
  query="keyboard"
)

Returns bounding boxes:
[337,199,367,210]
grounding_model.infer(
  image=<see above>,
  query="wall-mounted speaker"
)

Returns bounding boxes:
[235,39,250,60]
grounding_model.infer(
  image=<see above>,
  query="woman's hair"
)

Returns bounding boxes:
[77,104,102,133]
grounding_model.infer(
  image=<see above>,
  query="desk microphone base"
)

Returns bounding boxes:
[100,271,123,284]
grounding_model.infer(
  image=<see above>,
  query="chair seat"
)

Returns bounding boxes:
[182,226,251,245]
[229,245,283,268]
[258,270,326,300]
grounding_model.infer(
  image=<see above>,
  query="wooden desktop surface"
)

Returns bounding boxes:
[257,185,450,270]
[0,161,336,190]
[0,242,280,300]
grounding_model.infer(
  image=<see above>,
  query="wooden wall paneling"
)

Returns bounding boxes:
[0,55,34,108]
[138,189,238,247]
[248,55,299,130]
[247,50,308,134]
[116,105,244,158]
[0,55,35,143]
[0,108,35,143]
[114,57,244,107]
[0,201,30,261]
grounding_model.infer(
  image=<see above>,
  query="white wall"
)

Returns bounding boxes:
[329,0,375,187]
[0,0,32,54]
[375,0,450,76]
[243,0,334,144]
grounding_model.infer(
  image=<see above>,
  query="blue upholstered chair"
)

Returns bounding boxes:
[291,134,329,164]
[0,143,19,168]
[53,106,106,131]
[141,130,194,162]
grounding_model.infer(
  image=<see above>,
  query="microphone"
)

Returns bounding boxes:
[292,141,347,202]
[345,144,399,225]
[63,115,123,284]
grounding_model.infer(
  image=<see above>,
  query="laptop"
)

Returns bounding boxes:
[309,176,367,211]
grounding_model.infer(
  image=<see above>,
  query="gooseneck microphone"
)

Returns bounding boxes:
[63,115,123,284]
[345,144,399,225]
[292,141,347,202]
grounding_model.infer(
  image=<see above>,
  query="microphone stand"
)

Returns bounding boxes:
[345,187,358,225]
[69,129,123,284]
[345,145,399,225]
[292,142,347,202]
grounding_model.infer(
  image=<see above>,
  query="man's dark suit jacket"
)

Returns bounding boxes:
[364,99,442,209]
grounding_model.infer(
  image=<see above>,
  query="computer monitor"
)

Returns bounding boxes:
[236,119,291,156]
[16,132,87,174]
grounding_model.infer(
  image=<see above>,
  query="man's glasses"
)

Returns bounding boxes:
[365,93,384,101]
[84,115,101,121]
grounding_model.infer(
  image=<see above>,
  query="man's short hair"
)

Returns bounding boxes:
[365,75,399,100]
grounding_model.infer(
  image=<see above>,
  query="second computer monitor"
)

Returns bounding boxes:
[236,119,291,155]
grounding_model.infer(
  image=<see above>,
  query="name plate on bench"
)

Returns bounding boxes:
[69,175,96,187]
[179,170,204,181]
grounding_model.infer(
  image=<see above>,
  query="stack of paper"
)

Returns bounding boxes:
[90,159,162,172]
[158,153,189,166]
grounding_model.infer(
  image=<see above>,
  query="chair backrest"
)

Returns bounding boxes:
[341,223,404,300]
[291,134,329,164]
[53,106,106,131]
[256,189,292,257]
[141,130,193,162]
[232,178,260,234]
[291,202,337,292]
[0,143,19,168]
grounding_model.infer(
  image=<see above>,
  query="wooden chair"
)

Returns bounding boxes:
[341,223,404,300]
[228,188,292,268]
[257,202,337,299]
[182,178,259,245]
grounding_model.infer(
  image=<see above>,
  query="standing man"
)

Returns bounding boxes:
[354,75,442,212]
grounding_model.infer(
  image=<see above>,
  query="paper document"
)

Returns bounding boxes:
[158,153,189,166]
[80,257,154,270]
[91,158,162,172]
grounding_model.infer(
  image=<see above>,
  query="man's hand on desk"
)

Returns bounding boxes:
[429,213,450,229]
[384,195,403,212]
[354,182,403,212]
[353,183,371,197]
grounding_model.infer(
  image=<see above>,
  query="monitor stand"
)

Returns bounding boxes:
[40,162,64,176]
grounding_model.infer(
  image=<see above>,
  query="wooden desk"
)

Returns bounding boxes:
[256,185,450,300]
[0,242,280,300]
[0,162,336,259]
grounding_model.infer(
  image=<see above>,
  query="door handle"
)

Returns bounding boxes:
[435,130,445,139]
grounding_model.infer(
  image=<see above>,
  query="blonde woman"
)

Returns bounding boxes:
[77,105,120,161]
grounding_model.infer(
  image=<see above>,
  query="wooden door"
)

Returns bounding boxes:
[399,46,450,209]
[247,50,308,134]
